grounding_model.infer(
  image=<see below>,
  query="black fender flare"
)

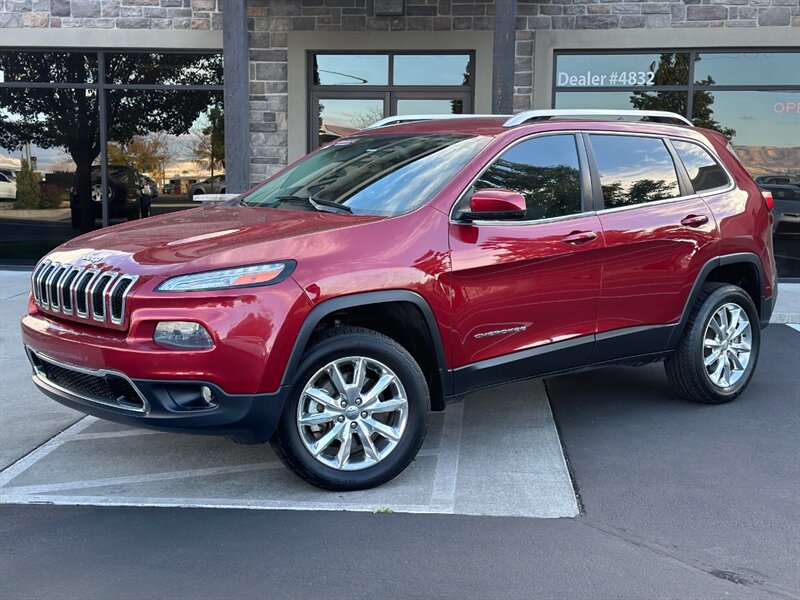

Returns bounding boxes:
[280,290,452,403]
[666,252,768,349]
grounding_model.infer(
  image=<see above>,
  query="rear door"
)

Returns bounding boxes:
[448,133,604,392]
[586,133,720,361]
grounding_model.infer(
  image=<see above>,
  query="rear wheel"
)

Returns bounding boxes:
[665,283,760,404]
[271,326,429,490]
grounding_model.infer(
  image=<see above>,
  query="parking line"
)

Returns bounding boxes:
[788,324,800,333]
[0,417,95,488]
[428,401,464,512]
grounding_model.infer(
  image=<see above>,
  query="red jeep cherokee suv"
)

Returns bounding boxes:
[22,110,777,490]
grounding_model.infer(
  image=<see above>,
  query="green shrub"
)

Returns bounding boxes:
[14,161,42,209]
[38,184,65,209]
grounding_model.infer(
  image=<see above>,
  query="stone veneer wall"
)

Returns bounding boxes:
[0,0,222,29]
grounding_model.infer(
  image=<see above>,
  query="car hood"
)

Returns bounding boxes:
[47,205,384,276]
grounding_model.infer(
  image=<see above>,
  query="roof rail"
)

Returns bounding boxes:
[503,109,693,128]
[365,114,507,130]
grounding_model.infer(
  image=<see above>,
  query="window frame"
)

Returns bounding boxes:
[449,131,595,226]
[308,50,476,152]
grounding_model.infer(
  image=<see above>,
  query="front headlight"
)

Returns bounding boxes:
[156,261,295,292]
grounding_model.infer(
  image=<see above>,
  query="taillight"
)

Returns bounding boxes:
[762,190,774,211]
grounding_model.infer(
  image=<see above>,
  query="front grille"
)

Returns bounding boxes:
[30,352,146,412]
[31,260,138,326]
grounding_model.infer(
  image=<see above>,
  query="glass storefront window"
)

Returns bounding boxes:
[555,90,689,115]
[694,52,800,87]
[317,98,384,146]
[395,98,464,115]
[105,52,223,86]
[0,51,98,83]
[555,53,690,88]
[0,50,223,265]
[393,54,472,86]
[313,55,389,86]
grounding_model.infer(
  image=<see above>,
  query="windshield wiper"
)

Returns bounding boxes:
[276,195,352,215]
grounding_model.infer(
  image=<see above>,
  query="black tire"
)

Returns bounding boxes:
[665,283,760,404]
[271,326,429,491]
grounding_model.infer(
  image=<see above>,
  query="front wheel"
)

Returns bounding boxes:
[271,326,429,490]
[665,283,760,404]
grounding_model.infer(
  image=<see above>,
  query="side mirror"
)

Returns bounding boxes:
[457,189,526,222]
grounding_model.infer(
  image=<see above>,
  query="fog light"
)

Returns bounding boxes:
[153,321,214,349]
[201,385,215,405]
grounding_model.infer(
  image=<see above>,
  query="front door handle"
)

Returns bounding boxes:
[561,230,598,245]
[681,214,709,227]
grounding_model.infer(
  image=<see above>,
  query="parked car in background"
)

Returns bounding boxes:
[23,110,777,491]
[0,171,16,200]
[756,179,800,236]
[188,175,225,199]
[70,164,146,227]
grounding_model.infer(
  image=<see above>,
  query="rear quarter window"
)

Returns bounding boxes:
[672,139,730,192]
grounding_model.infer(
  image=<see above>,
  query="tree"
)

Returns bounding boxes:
[14,159,41,209]
[190,104,225,176]
[108,133,170,179]
[629,53,735,140]
[0,52,222,230]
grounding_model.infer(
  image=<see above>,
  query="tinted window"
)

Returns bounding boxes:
[694,52,800,87]
[672,140,729,192]
[241,134,490,217]
[590,135,680,208]
[0,51,97,83]
[474,135,583,220]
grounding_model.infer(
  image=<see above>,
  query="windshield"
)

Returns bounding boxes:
[239,133,490,217]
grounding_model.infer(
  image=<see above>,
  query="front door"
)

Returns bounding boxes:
[447,133,604,393]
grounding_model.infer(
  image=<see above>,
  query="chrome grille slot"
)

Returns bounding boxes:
[90,273,116,322]
[37,262,57,307]
[31,260,138,327]
[109,276,136,324]
[75,270,99,317]
[58,268,82,314]
[46,264,66,310]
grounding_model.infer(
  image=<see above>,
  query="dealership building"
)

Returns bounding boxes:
[0,0,798,272]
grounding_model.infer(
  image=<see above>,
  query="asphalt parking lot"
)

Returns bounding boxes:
[1,269,799,599]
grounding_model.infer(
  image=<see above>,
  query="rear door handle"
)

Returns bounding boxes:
[561,230,597,245]
[681,214,709,227]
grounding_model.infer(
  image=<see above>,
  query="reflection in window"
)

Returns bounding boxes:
[317,98,384,145]
[556,90,689,117]
[242,134,489,217]
[108,89,224,216]
[394,55,472,86]
[475,135,583,220]
[396,99,464,115]
[590,135,680,208]
[313,55,389,86]
[0,51,98,83]
[694,52,800,87]
[672,140,729,192]
[105,53,223,86]
[697,90,800,178]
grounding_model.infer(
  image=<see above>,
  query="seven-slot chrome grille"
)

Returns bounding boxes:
[31,260,138,326]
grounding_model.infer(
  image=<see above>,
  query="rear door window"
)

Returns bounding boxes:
[589,135,681,209]
[671,139,730,192]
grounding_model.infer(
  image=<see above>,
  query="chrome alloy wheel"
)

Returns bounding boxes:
[296,356,409,471]
[703,302,752,388]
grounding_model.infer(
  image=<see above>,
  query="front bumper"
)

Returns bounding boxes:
[26,347,288,443]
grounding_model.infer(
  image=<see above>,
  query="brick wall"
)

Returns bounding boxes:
[0,0,222,29]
